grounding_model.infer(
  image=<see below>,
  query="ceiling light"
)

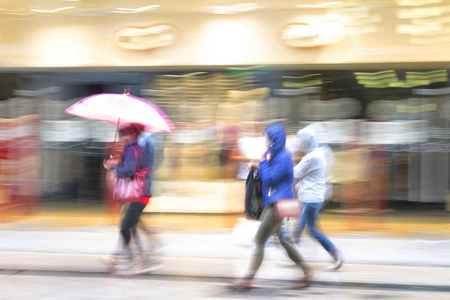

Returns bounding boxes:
[31,6,75,13]
[115,5,160,13]
[296,2,342,8]
[204,3,263,14]
[396,0,442,6]
[112,10,136,14]
[73,9,107,17]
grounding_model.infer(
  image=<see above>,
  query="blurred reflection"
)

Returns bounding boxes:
[0,68,447,223]
[0,115,40,221]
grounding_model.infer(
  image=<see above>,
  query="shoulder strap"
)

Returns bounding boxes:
[132,147,138,171]
[132,146,150,172]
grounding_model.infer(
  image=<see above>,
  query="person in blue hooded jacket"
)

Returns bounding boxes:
[233,123,312,289]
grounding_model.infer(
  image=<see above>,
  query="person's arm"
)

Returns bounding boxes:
[293,157,314,180]
[111,147,136,178]
[230,155,253,162]
[258,158,289,187]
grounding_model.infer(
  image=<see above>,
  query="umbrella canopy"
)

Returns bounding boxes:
[65,93,174,133]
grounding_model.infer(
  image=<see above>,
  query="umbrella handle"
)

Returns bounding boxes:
[111,119,121,159]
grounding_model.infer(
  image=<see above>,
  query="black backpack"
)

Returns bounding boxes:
[245,169,263,219]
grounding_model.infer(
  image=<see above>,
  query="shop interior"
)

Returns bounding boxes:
[0,65,448,214]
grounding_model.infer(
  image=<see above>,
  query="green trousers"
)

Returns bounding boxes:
[245,204,311,279]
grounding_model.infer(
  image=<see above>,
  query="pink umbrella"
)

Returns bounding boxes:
[65,92,174,133]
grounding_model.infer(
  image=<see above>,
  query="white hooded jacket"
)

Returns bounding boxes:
[294,127,326,203]
[306,123,334,200]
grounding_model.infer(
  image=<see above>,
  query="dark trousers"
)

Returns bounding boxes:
[120,202,146,246]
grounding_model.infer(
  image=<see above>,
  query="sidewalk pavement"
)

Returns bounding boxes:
[0,225,449,290]
[4,204,450,236]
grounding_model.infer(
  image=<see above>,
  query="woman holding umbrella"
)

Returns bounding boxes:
[105,123,152,266]
[65,91,173,273]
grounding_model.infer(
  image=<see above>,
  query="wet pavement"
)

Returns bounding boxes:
[0,226,449,299]
[1,268,449,300]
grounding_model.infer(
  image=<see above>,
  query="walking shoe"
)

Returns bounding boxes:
[276,260,295,267]
[101,255,120,273]
[127,255,161,275]
[289,272,313,289]
[231,278,253,290]
[329,250,343,271]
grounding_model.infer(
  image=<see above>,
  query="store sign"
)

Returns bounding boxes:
[280,22,346,48]
[114,23,177,51]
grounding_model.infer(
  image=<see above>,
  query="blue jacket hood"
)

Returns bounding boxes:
[265,123,286,156]
[297,126,318,154]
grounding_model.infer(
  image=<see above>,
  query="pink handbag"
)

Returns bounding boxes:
[113,168,149,204]
[275,199,302,220]
[109,148,149,204]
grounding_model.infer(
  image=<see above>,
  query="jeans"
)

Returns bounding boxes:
[120,202,146,247]
[299,202,338,259]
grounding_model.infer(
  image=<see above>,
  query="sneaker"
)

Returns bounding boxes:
[276,260,295,267]
[139,254,162,270]
[329,250,343,271]
[289,272,313,289]
[127,257,160,275]
[148,238,164,256]
[101,255,119,272]
[231,278,253,290]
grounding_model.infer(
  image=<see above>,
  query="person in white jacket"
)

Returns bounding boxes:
[307,123,334,203]
[294,125,342,271]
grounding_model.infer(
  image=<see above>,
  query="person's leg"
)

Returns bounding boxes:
[106,203,139,269]
[121,202,143,254]
[120,202,147,254]
[306,202,338,258]
[290,202,305,243]
[299,204,308,235]
[111,204,129,255]
[277,226,311,276]
[132,198,157,255]
[131,226,144,253]
[132,218,161,259]
[137,218,157,242]
[138,219,162,252]
[244,204,281,280]
[293,203,310,245]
